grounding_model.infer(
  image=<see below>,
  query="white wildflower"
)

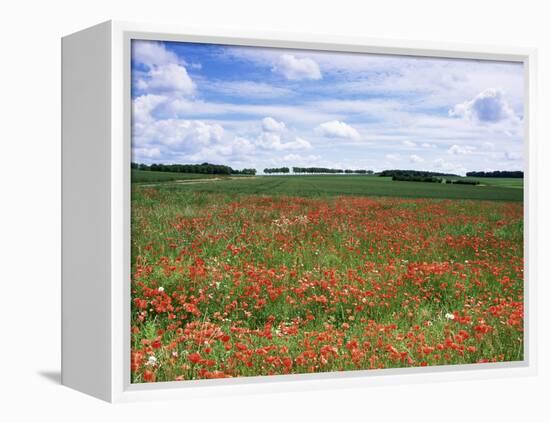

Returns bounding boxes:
[158,286,164,292]
[445,313,455,320]
[146,355,157,366]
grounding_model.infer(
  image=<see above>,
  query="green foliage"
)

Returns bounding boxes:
[380,169,458,178]
[467,170,523,178]
[264,167,290,174]
[292,167,372,174]
[132,162,256,176]
[392,175,443,183]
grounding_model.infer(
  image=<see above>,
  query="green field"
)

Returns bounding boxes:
[464,177,524,189]
[131,169,230,183]
[132,174,523,202]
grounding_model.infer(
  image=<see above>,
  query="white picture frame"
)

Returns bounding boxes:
[61,20,538,403]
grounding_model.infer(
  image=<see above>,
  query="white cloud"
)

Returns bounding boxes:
[132,117,257,165]
[294,137,312,149]
[447,144,476,155]
[132,41,195,98]
[402,140,416,147]
[433,158,467,176]
[281,153,322,164]
[385,154,399,161]
[410,154,424,163]
[504,151,522,161]
[283,154,301,161]
[421,143,436,148]
[132,94,167,124]
[139,64,195,96]
[256,132,311,151]
[137,120,223,149]
[132,41,180,68]
[274,54,322,81]
[262,117,287,133]
[133,147,161,159]
[206,81,292,99]
[317,120,360,141]
[449,88,517,123]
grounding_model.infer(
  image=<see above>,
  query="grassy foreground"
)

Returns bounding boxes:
[131,185,524,382]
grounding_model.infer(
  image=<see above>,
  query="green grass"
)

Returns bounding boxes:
[465,177,524,189]
[134,175,523,202]
[131,169,230,183]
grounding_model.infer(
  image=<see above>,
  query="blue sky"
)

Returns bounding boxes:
[131,40,524,175]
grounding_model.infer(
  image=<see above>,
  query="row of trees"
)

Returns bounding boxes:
[264,167,290,174]
[466,170,523,178]
[392,175,444,183]
[263,167,375,174]
[131,162,256,175]
[379,169,459,178]
[292,167,374,174]
[133,162,521,179]
[392,174,480,185]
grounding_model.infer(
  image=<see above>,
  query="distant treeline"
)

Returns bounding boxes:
[380,169,459,178]
[131,162,256,175]
[264,167,290,174]
[392,174,480,185]
[291,167,374,174]
[392,175,444,183]
[466,170,523,178]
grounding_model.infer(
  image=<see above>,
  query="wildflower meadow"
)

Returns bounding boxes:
[130,182,523,383]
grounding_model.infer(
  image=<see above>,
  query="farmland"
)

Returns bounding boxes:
[131,169,230,183]
[135,174,523,202]
[130,176,524,382]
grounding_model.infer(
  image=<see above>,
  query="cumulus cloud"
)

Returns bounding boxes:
[447,144,476,155]
[274,54,322,80]
[132,41,195,98]
[449,88,517,123]
[137,120,223,149]
[421,142,436,148]
[132,94,167,124]
[410,154,424,163]
[132,117,258,165]
[317,120,360,141]
[132,41,181,68]
[138,64,195,97]
[133,147,161,159]
[402,140,416,147]
[256,132,311,151]
[262,117,287,133]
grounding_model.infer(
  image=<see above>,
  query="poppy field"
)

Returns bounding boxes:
[130,184,524,383]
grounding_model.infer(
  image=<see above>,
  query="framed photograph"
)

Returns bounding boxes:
[61,21,537,402]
